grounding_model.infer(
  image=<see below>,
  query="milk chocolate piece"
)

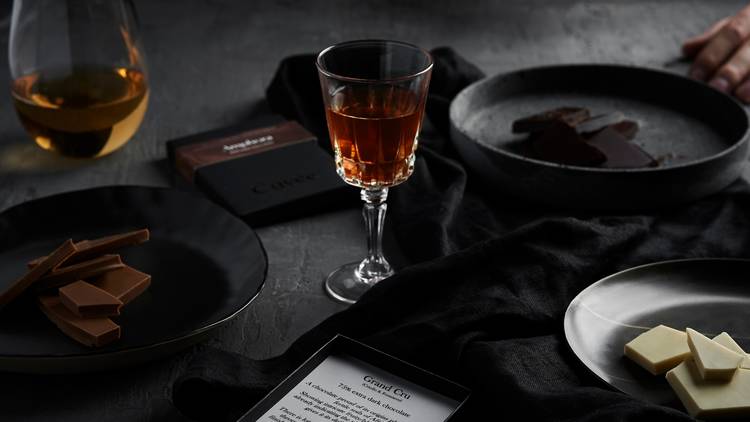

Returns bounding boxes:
[576,112,625,135]
[28,229,149,268]
[512,107,591,133]
[38,295,120,347]
[34,254,124,291]
[0,239,76,310]
[531,121,607,166]
[89,266,151,304]
[587,127,657,168]
[59,280,123,318]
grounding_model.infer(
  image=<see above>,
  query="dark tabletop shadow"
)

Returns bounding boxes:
[0,134,114,176]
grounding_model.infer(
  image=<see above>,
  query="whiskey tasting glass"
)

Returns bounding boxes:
[9,0,149,158]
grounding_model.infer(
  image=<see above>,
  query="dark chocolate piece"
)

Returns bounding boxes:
[587,127,657,168]
[59,280,123,318]
[89,266,151,304]
[512,107,591,133]
[28,229,149,268]
[531,121,607,166]
[576,112,625,135]
[34,254,124,292]
[38,295,120,347]
[609,120,639,140]
[0,239,76,310]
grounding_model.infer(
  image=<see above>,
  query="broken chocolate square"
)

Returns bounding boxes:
[586,127,656,168]
[512,107,591,133]
[28,229,149,269]
[59,280,123,318]
[576,112,625,136]
[531,121,607,166]
[0,239,76,310]
[38,295,121,347]
[609,120,639,140]
[89,266,151,305]
[34,254,125,291]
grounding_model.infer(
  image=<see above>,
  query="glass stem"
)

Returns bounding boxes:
[357,187,393,284]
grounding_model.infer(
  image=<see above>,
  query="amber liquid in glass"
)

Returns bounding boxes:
[11,66,148,158]
[325,85,423,188]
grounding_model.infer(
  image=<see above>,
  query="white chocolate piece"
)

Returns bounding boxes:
[713,332,746,355]
[623,325,690,375]
[667,358,750,419]
[712,333,750,371]
[687,328,743,381]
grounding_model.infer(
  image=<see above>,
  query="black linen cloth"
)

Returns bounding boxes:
[172,48,750,421]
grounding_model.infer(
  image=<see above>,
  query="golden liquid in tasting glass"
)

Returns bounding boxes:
[325,84,424,188]
[11,66,149,158]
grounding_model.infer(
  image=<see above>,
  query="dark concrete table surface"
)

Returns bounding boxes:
[0,1,746,420]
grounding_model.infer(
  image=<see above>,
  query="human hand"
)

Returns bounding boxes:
[682,6,750,103]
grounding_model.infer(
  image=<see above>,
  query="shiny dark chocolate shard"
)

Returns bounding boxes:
[587,127,656,168]
[512,107,591,133]
[531,121,606,166]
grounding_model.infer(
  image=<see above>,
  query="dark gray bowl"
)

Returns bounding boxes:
[449,65,750,210]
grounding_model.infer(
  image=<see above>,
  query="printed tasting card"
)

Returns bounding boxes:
[239,336,469,422]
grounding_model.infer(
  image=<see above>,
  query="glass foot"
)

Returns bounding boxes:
[325,262,393,304]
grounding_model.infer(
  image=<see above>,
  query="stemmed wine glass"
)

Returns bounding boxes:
[316,40,433,304]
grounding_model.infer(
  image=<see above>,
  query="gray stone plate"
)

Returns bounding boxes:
[564,258,750,406]
[450,65,750,210]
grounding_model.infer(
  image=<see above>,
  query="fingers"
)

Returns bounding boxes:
[735,79,750,103]
[682,17,730,58]
[710,39,750,94]
[690,14,750,81]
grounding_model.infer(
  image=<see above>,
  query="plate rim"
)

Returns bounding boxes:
[0,185,269,362]
[563,257,750,397]
[449,63,750,173]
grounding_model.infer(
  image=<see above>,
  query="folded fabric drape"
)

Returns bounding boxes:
[173,47,750,421]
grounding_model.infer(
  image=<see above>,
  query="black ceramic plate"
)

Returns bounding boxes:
[564,258,750,405]
[450,65,750,210]
[0,186,267,373]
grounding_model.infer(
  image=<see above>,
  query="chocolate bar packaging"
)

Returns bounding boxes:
[167,115,350,226]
